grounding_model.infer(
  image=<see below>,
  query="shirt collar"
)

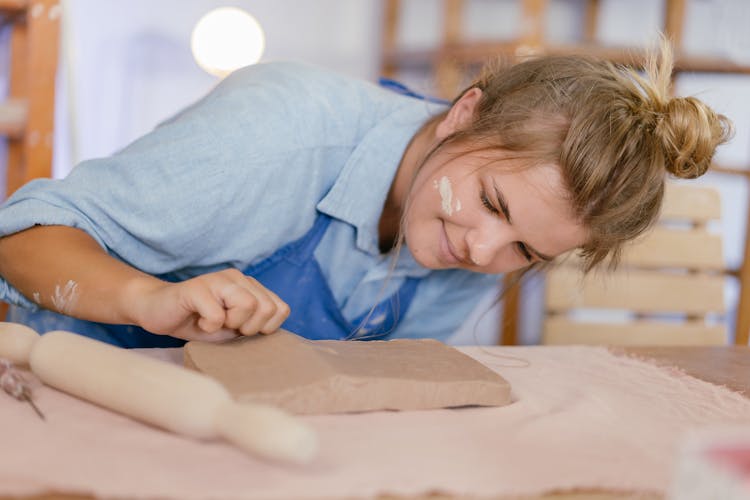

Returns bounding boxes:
[317,99,445,258]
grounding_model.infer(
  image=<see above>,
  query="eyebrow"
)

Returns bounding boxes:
[493,183,554,262]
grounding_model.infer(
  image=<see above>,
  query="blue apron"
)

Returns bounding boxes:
[9,212,419,347]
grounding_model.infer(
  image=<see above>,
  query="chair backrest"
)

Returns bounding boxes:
[543,182,726,346]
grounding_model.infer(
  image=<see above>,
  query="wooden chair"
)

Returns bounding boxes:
[543,182,727,346]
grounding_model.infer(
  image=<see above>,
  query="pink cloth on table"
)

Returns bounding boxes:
[1,346,749,499]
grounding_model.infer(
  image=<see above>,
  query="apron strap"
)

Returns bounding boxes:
[378,77,451,105]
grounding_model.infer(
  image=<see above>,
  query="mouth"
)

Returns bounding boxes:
[439,221,467,267]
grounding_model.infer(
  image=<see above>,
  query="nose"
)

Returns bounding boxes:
[465,223,510,267]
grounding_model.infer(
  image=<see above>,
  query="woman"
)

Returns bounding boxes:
[0,41,731,347]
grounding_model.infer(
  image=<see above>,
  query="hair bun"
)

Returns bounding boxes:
[655,96,733,179]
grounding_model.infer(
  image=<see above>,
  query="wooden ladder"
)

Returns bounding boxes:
[0,0,61,320]
[0,0,60,198]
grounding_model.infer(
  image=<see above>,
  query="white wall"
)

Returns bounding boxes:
[54,0,381,174]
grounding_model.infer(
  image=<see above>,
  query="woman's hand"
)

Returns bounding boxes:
[128,269,290,342]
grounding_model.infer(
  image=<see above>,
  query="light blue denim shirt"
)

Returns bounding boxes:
[0,61,499,341]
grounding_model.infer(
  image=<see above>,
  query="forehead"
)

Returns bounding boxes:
[456,150,568,199]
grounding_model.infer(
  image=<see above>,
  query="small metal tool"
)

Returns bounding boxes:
[0,358,45,420]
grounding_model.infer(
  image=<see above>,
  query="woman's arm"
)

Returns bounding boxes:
[0,225,289,341]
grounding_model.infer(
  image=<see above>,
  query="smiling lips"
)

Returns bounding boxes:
[439,221,469,266]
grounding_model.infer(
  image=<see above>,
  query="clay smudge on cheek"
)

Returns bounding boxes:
[51,280,79,315]
[32,292,41,304]
[471,244,488,265]
[434,176,454,216]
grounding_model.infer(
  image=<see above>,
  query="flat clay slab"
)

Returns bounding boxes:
[184,330,512,414]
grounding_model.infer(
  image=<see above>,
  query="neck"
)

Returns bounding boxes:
[378,120,439,253]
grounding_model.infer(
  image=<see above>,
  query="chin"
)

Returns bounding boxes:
[419,250,455,270]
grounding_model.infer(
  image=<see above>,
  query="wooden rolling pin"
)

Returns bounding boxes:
[0,322,317,464]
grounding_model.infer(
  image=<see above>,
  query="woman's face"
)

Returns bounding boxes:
[401,88,587,274]
[403,149,587,274]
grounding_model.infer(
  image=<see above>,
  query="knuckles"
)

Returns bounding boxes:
[185,269,291,337]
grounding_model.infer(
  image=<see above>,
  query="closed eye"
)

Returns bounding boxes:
[480,190,500,216]
[481,188,535,263]
[517,242,533,262]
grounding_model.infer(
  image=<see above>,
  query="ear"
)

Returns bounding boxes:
[435,87,482,140]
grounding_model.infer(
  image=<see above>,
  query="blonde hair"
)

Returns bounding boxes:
[426,39,733,272]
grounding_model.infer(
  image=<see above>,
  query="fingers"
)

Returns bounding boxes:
[185,284,227,333]
[236,280,290,335]
[260,287,291,334]
[207,269,290,336]
[167,269,290,342]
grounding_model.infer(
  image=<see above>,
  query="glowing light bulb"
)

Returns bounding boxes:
[191,7,266,78]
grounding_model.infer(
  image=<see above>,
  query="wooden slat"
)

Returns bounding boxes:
[443,0,463,45]
[0,0,27,12]
[736,193,750,346]
[543,317,726,346]
[711,163,750,178]
[562,228,723,271]
[379,0,400,78]
[500,273,521,345]
[23,0,60,184]
[664,0,686,50]
[546,267,725,314]
[381,42,750,75]
[661,183,721,222]
[0,0,60,320]
[6,2,28,199]
[582,0,600,43]
[621,229,722,270]
[4,0,60,197]
[435,0,465,98]
[520,0,546,48]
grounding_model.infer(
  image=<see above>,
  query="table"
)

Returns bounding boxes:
[2,345,749,500]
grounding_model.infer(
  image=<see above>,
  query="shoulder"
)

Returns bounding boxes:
[205,61,406,129]
[219,61,379,99]
[161,61,420,149]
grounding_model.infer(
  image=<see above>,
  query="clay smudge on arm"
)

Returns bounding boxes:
[51,280,79,315]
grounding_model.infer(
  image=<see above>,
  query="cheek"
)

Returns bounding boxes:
[401,216,431,266]
[405,181,441,225]
[401,204,442,260]
[400,205,424,249]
